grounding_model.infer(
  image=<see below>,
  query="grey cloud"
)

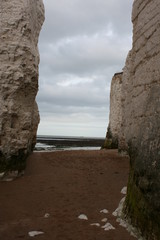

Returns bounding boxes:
[37,78,109,108]
[41,0,133,43]
[37,0,133,137]
[39,16,132,88]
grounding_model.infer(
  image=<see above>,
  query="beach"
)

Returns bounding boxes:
[0,150,135,240]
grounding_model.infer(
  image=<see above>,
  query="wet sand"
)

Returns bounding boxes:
[0,150,135,240]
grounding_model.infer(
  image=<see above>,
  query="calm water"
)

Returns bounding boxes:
[35,135,105,151]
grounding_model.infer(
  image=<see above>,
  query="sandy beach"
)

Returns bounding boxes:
[0,150,135,240]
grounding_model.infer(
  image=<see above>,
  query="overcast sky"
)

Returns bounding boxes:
[37,0,133,138]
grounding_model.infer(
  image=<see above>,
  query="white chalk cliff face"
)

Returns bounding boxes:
[105,0,160,238]
[0,0,44,174]
[120,0,160,239]
[103,73,123,149]
[109,73,123,140]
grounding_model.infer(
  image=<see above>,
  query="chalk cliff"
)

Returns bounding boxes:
[103,72,123,149]
[105,0,160,238]
[0,0,44,176]
[120,0,160,239]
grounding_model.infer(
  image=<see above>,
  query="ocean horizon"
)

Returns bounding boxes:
[35,135,105,151]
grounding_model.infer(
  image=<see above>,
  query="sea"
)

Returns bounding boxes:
[35,135,105,152]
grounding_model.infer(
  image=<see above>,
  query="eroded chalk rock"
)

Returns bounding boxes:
[120,0,160,239]
[0,0,44,176]
[105,0,160,238]
[103,72,123,149]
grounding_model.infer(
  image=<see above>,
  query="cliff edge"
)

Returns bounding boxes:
[103,72,123,149]
[122,1,160,238]
[106,0,160,239]
[0,0,44,177]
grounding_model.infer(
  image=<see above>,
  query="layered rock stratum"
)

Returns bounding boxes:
[107,0,160,240]
[106,0,160,239]
[0,0,44,176]
[122,1,160,238]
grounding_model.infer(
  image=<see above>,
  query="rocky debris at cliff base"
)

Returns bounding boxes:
[100,209,109,214]
[78,209,116,232]
[44,213,50,218]
[90,223,101,227]
[112,192,145,239]
[101,222,115,231]
[0,170,25,182]
[0,172,5,178]
[101,218,108,222]
[121,186,127,194]
[112,197,126,217]
[28,231,44,237]
[78,214,88,220]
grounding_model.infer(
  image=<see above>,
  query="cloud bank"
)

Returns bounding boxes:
[37,0,133,137]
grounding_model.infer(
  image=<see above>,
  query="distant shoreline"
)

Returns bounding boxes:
[35,135,105,151]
